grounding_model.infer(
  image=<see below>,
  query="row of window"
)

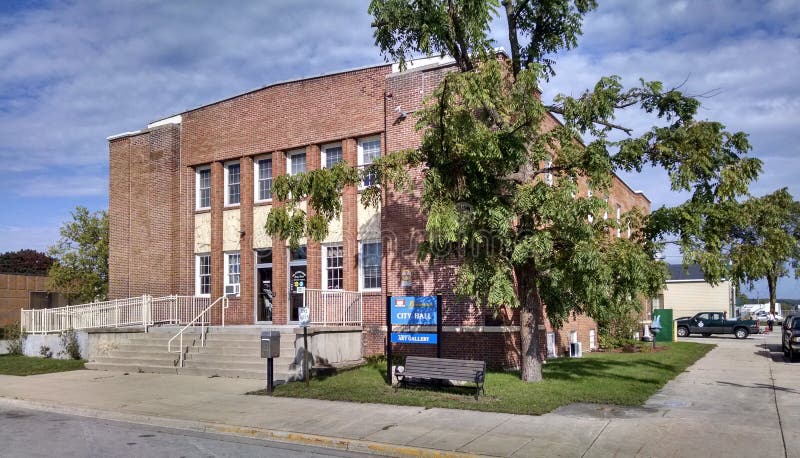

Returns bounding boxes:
[195,241,381,296]
[195,137,381,210]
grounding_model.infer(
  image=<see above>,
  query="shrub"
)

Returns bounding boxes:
[59,328,82,360]
[598,313,641,349]
[39,345,53,358]
[5,322,26,356]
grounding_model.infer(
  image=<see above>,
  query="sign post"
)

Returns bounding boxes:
[299,306,310,387]
[385,295,441,385]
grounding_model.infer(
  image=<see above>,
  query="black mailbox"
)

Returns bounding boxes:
[260,331,281,358]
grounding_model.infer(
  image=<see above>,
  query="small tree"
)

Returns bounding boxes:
[729,189,800,314]
[48,207,109,303]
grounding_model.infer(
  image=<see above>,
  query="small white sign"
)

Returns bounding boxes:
[296,286,305,294]
[299,307,310,327]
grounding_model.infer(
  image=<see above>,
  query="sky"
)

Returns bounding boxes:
[0,0,798,299]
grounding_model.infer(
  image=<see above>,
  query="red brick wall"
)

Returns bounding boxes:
[180,66,391,167]
[108,124,181,299]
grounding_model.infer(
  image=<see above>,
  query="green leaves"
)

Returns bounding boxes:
[47,207,109,303]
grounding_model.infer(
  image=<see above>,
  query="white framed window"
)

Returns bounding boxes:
[569,330,578,344]
[358,137,381,187]
[323,244,344,290]
[589,329,596,350]
[322,143,343,169]
[287,149,306,176]
[616,204,622,237]
[195,254,211,296]
[255,156,273,201]
[545,156,553,186]
[546,332,556,358]
[196,166,211,210]
[224,252,240,296]
[360,241,381,290]
[224,162,241,206]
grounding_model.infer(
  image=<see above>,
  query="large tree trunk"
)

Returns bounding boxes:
[517,265,543,382]
[767,272,777,315]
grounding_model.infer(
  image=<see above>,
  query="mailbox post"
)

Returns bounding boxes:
[299,307,310,387]
[260,331,281,394]
[649,315,662,350]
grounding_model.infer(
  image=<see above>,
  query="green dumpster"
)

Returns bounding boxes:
[652,309,674,342]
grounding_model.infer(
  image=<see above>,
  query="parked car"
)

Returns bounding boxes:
[675,312,759,339]
[752,310,784,323]
[782,313,800,362]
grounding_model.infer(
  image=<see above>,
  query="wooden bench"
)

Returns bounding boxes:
[395,356,486,398]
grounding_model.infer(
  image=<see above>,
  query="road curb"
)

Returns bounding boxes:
[0,396,479,457]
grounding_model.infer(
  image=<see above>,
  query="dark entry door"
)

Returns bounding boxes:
[257,267,273,322]
[289,266,307,322]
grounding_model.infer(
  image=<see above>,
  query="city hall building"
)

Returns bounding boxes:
[107,58,649,367]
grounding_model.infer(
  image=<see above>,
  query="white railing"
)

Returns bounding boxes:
[20,295,212,334]
[168,296,229,367]
[304,289,362,326]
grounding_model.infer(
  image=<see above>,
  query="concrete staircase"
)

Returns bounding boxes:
[85,327,302,382]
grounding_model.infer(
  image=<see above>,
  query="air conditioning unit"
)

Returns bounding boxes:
[225,284,239,296]
[569,342,583,358]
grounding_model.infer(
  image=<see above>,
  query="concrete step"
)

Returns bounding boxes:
[85,362,179,375]
[92,356,179,367]
[182,360,268,371]
[98,349,179,358]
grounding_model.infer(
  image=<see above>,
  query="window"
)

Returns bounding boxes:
[290,245,307,261]
[545,156,553,186]
[225,163,241,206]
[322,144,343,169]
[196,167,211,209]
[361,241,381,290]
[256,157,273,201]
[358,137,381,187]
[587,188,594,223]
[196,254,210,296]
[224,252,240,296]
[546,333,556,358]
[589,329,596,350]
[324,245,344,290]
[569,330,578,344]
[288,150,306,176]
[256,249,272,264]
[616,204,621,237]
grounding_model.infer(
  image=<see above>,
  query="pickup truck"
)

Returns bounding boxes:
[675,312,759,339]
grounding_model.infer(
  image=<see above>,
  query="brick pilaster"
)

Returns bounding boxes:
[210,161,224,301]
[342,138,359,292]
[240,156,254,323]
[306,144,322,290]
[272,151,287,325]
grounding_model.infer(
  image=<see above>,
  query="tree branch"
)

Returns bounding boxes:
[546,105,634,135]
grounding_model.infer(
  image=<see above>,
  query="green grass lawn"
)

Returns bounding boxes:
[0,355,85,376]
[256,342,713,415]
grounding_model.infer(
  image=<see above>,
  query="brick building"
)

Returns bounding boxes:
[107,58,649,368]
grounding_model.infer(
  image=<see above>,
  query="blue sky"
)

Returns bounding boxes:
[0,0,798,299]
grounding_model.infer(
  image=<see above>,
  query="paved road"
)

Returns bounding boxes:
[0,405,367,458]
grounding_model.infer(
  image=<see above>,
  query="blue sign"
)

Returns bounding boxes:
[391,333,438,344]
[390,296,438,325]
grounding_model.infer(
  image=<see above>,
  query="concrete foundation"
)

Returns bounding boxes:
[291,326,362,366]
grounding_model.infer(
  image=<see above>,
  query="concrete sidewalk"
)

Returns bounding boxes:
[1,334,796,457]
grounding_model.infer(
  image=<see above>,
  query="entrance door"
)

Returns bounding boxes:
[289,266,307,322]
[257,267,273,322]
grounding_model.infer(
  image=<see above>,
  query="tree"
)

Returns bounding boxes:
[0,249,54,275]
[266,0,761,381]
[729,189,800,314]
[48,207,109,303]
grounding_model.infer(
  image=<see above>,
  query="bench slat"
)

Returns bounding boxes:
[400,356,486,382]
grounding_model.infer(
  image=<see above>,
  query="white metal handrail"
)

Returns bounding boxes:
[20,295,211,334]
[304,289,362,326]
[168,296,228,367]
